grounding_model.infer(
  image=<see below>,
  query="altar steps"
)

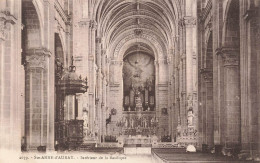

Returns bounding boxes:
[79,145,123,154]
[152,148,186,153]
[79,143,96,150]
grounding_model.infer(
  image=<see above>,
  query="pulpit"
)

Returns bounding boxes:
[55,58,88,150]
[55,120,84,150]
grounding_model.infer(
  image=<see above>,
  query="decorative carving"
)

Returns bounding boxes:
[157,59,168,64]
[110,60,123,65]
[89,20,97,29]
[134,29,143,36]
[111,108,117,115]
[215,47,239,66]
[217,47,239,66]
[113,32,164,59]
[78,20,89,28]
[222,54,239,66]
[0,20,7,40]
[0,11,16,40]
[25,48,51,69]
[183,16,197,27]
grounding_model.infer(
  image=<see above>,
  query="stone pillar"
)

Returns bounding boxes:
[154,61,159,115]
[201,69,214,147]
[101,77,106,141]
[221,48,241,148]
[179,57,186,127]
[0,10,23,151]
[180,0,198,146]
[167,54,173,138]
[101,49,107,140]
[25,48,51,150]
[240,4,260,155]
[88,20,97,137]
[184,15,197,128]
[77,19,91,140]
[96,37,102,142]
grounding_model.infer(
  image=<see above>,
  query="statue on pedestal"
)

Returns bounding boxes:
[144,118,148,128]
[187,107,194,127]
[124,117,128,128]
[130,118,135,128]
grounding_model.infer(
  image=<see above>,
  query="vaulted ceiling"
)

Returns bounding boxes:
[93,0,183,57]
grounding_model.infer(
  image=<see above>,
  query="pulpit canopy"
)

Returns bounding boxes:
[57,61,88,95]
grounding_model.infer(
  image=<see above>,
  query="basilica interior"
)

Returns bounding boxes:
[0,0,260,162]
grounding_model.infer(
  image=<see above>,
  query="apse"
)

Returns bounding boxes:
[123,46,155,111]
[120,43,157,136]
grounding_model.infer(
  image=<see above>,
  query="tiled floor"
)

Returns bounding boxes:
[55,148,257,163]
[152,148,255,163]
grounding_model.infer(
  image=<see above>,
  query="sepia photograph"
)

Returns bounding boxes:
[0,0,260,162]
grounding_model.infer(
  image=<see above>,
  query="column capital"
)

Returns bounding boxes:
[0,11,17,24]
[25,48,51,69]
[0,11,16,40]
[78,19,90,28]
[110,60,123,65]
[179,16,197,27]
[155,59,168,65]
[217,47,239,66]
[88,55,94,61]
[222,54,239,66]
[89,20,97,30]
[0,20,7,40]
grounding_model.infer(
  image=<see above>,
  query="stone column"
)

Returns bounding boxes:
[179,57,186,127]
[201,69,214,147]
[101,50,107,140]
[25,48,51,150]
[0,10,23,150]
[184,15,197,128]
[96,37,102,142]
[77,20,91,140]
[221,48,241,148]
[181,0,198,146]
[88,20,97,137]
[101,76,107,141]
[240,4,260,155]
[154,60,159,115]
[167,53,173,138]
